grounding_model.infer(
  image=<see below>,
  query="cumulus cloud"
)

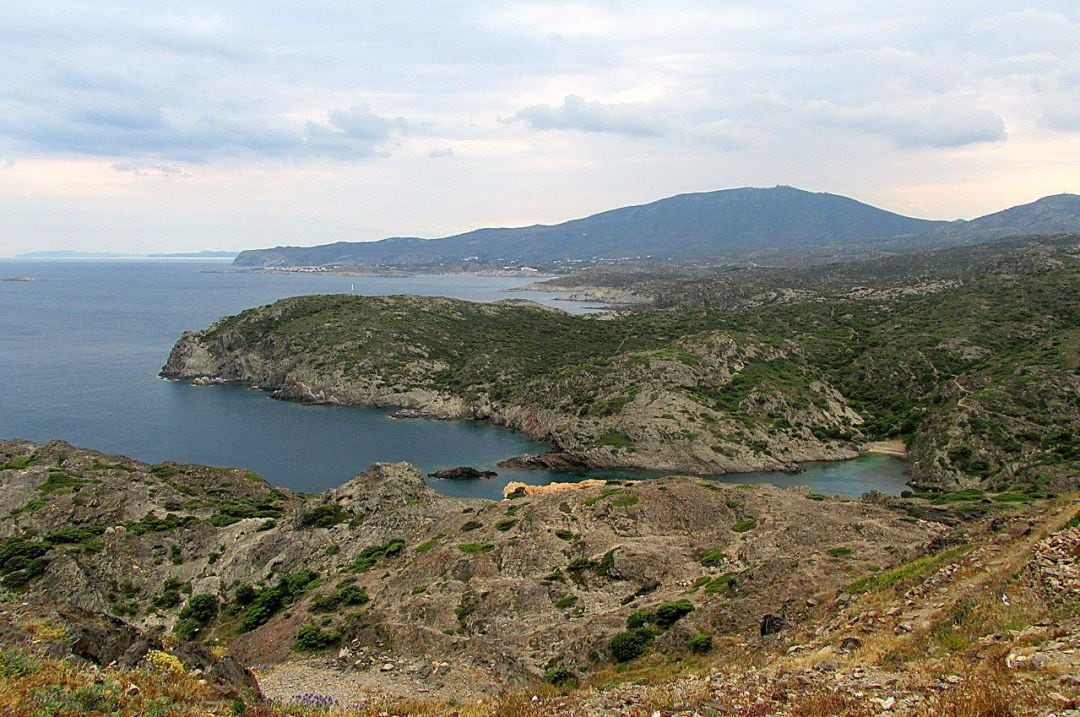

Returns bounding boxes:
[429,147,455,158]
[514,95,667,136]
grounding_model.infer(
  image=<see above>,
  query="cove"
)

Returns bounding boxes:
[0,259,910,500]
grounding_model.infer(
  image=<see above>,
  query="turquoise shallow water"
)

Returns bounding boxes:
[0,259,910,499]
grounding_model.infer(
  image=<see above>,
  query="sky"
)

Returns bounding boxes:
[1,1,1078,256]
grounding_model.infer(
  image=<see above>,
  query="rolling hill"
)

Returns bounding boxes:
[232,187,1080,269]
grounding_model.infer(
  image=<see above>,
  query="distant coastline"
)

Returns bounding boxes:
[14,250,238,259]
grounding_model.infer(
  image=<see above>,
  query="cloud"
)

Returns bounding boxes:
[429,147,454,158]
[513,95,667,136]
[327,104,408,141]
[112,161,190,177]
[0,101,408,162]
[805,100,1007,148]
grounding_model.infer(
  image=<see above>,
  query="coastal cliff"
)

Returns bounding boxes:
[161,295,862,475]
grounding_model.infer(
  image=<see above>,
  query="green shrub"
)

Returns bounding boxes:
[125,512,198,536]
[173,618,201,641]
[687,632,713,654]
[352,539,406,572]
[703,572,738,595]
[179,594,218,626]
[295,624,340,652]
[298,503,349,528]
[554,595,577,610]
[0,537,50,588]
[494,518,517,531]
[415,534,445,553]
[458,543,494,554]
[554,529,579,542]
[233,584,257,606]
[699,548,725,567]
[610,628,654,662]
[653,599,694,628]
[237,571,319,633]
[310,583,369,613]
[827,547,854,558]
[732,519,756,533]
[543,666,577,687]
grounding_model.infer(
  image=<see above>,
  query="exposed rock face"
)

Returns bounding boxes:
[3,602,261,701]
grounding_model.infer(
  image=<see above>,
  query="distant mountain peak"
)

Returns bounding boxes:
[232,188,1080,269]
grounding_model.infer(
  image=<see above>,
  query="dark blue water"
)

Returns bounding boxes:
[0,259,909,498]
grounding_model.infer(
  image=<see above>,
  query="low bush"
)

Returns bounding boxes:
[543,666,577,688]
[610,627,655,662]
[295,624,340,652]
[687,632,713,653]
[352,539,406,572]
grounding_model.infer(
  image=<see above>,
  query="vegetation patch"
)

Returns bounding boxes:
[458,542,495,554]
[297,502,349,529]
[585,487,624,507]
[625,599,695,631]
[543,665,578,688]
[827,547,854,558]
[295,623,341,652]
[847,544,972,594]
[703,573,738,595]
[595,431,635,450]
[174,594,219,640]
[310,582,369,613]
[208,499,284,527]
[686,632,713,654]
[235,570,319,633]
[732,519,756,533]
[0,453,43,471]
[352,539,407,572]
[699,548,726,567]
[610,627,655,662]
[10,499,45,518]
[0,537,50,588]
[37,470,96,495]
[415,534,445,553]
[125,512,199,535]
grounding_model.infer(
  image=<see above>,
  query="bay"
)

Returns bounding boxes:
[0,259,909,499]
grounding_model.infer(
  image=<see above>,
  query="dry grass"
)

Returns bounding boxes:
[0,652,221,716]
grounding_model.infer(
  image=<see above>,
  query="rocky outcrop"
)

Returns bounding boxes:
[1,440,946,697]
[427,467,498,480]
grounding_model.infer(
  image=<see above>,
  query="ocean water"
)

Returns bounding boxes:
[0,259,909,499]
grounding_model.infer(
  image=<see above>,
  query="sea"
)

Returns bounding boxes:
[0,259,910,499]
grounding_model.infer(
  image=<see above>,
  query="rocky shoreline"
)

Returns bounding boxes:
[159,295,865,479]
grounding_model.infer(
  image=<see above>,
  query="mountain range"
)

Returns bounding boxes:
[233,186,1080,268]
